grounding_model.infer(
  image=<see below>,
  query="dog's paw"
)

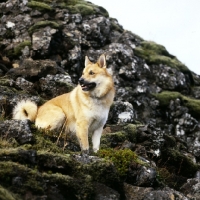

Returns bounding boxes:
[81,149,89,156]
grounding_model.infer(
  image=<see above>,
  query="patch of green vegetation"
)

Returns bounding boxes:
[134,41,189,73]
[66,3,94,16]
[14,41,31,56]
[62,0,108,17]
[100,131,128,149]
[6,40,31,58]
[153,91,200,118]
[0,85,19,95]
[153,91,182,107]
[100,124,139,149]
[0,137,18,148]
[97,149,139,177]
[123,124,138,143]
[162,148,198,177]
[29,128,63,153]
[156,167,186,190]
[27,0,53,11]
[0,161,57,195]
[96,6,109,17]
[28,21,61,35]
[0,78,13,87]
[37,151,75,174]
[0,185,21,200]
[110,18,123,33]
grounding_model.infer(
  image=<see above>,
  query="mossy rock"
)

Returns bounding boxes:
[97,149,140,178]
[156,167,187,190]
[6,40,31,58]
[153,91,200,118]
[0,185,21,200]
[101,131,128,149]
[0,161,94,199]
[66,3,94,16]
[134,41,190,73]
[101,124,139,148]
[28,21,61,35]
[27,0,53,11]
[161,148,198,177]
[36,151,76,174]
[123,124,138,143]
[81,158,120,190]
[63,0,108,17]
[0,85,19,95]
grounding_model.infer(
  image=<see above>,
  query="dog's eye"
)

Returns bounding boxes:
[89,71,95,75]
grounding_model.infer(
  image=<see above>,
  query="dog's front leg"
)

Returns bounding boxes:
[76,120,89,154]
[92,126,103,153]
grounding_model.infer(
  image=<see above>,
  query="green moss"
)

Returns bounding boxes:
[0,85,19,95]
[63,0,109,17]
[0,78,13,87]
[0,138,18,149]
[75,4,94,16]
[123,124,138,143]
[96,6,109,17]
[6,40,31,58]
[153,91,200,118]
[161,148,198,177]
[139,41,174,57]
[37,151,75,174]
[14,41,31,56]
[153,91,182,107]
[110,18,123,33]
[134,41,189,73]
[156,167,187,190]
[27,0,53,11]
[100,131,128,149]
[66,3,94,16]
[30,130,63,153]
[0,185,21,200]
[97,149,138,177]
[28,21,61,35]
[0,161,47,194]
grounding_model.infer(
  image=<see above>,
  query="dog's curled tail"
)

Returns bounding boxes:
[12,100,38,122]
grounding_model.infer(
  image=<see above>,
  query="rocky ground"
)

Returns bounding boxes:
[0,0,200,199]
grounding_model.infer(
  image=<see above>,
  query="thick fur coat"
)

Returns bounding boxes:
[13,54,115,153]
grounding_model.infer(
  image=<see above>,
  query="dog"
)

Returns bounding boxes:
[12,54,115,154]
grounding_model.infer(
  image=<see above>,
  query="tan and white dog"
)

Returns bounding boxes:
[13,54,115,153]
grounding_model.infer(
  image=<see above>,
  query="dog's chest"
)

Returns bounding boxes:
[87,103,109,130]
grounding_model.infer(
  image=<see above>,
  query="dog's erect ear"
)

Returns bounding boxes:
[97,54,106,68]
[85,56,92,67]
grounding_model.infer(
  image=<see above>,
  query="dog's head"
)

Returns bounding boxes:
[79,54,112,92]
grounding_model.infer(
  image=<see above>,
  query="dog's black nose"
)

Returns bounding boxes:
[79,77,84,84]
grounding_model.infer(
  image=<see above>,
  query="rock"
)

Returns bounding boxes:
[109,101,136,124]
[94,183,120,200]
[127,163,157,187]
[6,59,59,79]
[124,183,153,200]
[180,178,200,200]
[39,73,74,98]
[142,187,189,200]
[0,119,33,144]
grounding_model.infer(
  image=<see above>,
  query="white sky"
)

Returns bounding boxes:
[90,0,200,75]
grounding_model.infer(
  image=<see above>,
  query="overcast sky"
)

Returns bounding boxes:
[91,0,200,75]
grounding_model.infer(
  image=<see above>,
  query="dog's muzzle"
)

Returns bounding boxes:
[79,78,96,91]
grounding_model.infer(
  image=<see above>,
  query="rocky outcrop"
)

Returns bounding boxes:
[0,0,200,199]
